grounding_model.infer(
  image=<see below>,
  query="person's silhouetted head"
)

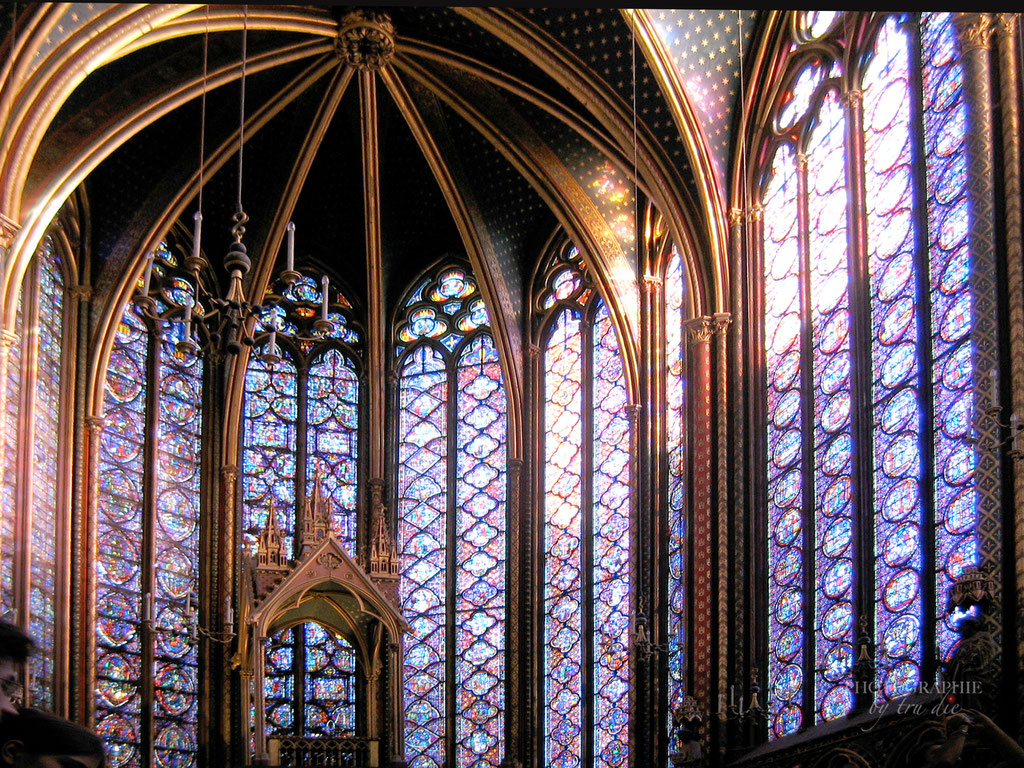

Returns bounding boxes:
[0,708,105,768]
[0,623,33,719]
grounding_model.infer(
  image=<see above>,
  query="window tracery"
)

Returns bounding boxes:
[759,11,975,738]
[535,242,632,768]
[96,239,201,768]
[395,262,507,768]
[0,234,68,711]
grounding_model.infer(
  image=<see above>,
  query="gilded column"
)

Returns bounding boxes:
[640,271,663,763]
[80,415,104,725]
[954,11,1003,648]
[501,458,523,768]
[685,317,714,744]
[995,11,1024,738]
[348,12,393,487]
[712,311,730,757]
[220,463,239,757]
[842,84,877,714]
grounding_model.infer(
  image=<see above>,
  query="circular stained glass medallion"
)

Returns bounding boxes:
[774,664,802,701]
[821,515,852,558]
[821,685,852,720]
[99,532,141,585]
[880,389,918,435]
[820,355,850,394]
[883,569,920,612]
[881,614,920,658]
[155,664,193,716]
[880,342,916,387]
[776,627,802,662]
[882,478,919,522]
[823,560,853,599]
[774,704,801,737]
[883,661,920,699]
[107,349,144,403]
[883,523,919,567]
[776,589,802,623]
[774,508,802,546]
[773,350,801,390]
[821,602,852,640]
[944,487,976,534]
[97,593,137,647]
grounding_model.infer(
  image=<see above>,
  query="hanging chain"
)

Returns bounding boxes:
[198,4,209,215]
[232,4,249,241]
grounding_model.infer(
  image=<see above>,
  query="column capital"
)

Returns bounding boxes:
[685,316,714,343]
[70,284,93,301]
[0,214,18,251]
[842,88,863,108]
[728,207,745,226]
[712,312,732,333]
[526,342,541,360]
[997,12,1018,37]
[955,13,995,53]
[0,329,18,350]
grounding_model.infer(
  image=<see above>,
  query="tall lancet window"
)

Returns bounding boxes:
[0,233,69,710]
[536,243,632,768]
[241,272,362,738]
[759,12,976,738]
[395,263,507,768]
[663,247,688,730]
[95,240,201,768]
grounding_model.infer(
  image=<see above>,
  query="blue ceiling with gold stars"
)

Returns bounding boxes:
[649,9,758,187]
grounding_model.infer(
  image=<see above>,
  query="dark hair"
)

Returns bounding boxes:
[0,708,105,764]
[0,621,33,664]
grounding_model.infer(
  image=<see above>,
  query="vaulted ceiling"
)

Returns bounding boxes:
[3,6,763,339]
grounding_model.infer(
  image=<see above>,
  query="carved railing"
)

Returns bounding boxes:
[267,736,379,767]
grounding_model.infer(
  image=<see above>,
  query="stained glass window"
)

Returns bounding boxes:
[396,263,507,768]
[760,12,975,739]
[241,270,361,741]
[537,244,632,768]
[1,286,23,618]
[0,234,66,709]
[664,248,688,735]
[0,235,66,712]
[96,241,202,767]
[30,238,64,709]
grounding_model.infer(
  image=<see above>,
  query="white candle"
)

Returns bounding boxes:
[192,211,203,262]
[141,253,154,296]
[1013,412,1021,453]
[225,596,234,629]
[321,274,330,321]
[143,592,152,623]
[990,368,999,409]
[286,221,295,272]
[267,328,277,355]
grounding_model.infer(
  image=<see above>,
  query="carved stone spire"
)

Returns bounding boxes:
[255,501,289,599]
[369,511,399,581]
[368,480,400,606]
[301,474,331,553]
[256,501,287,571]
